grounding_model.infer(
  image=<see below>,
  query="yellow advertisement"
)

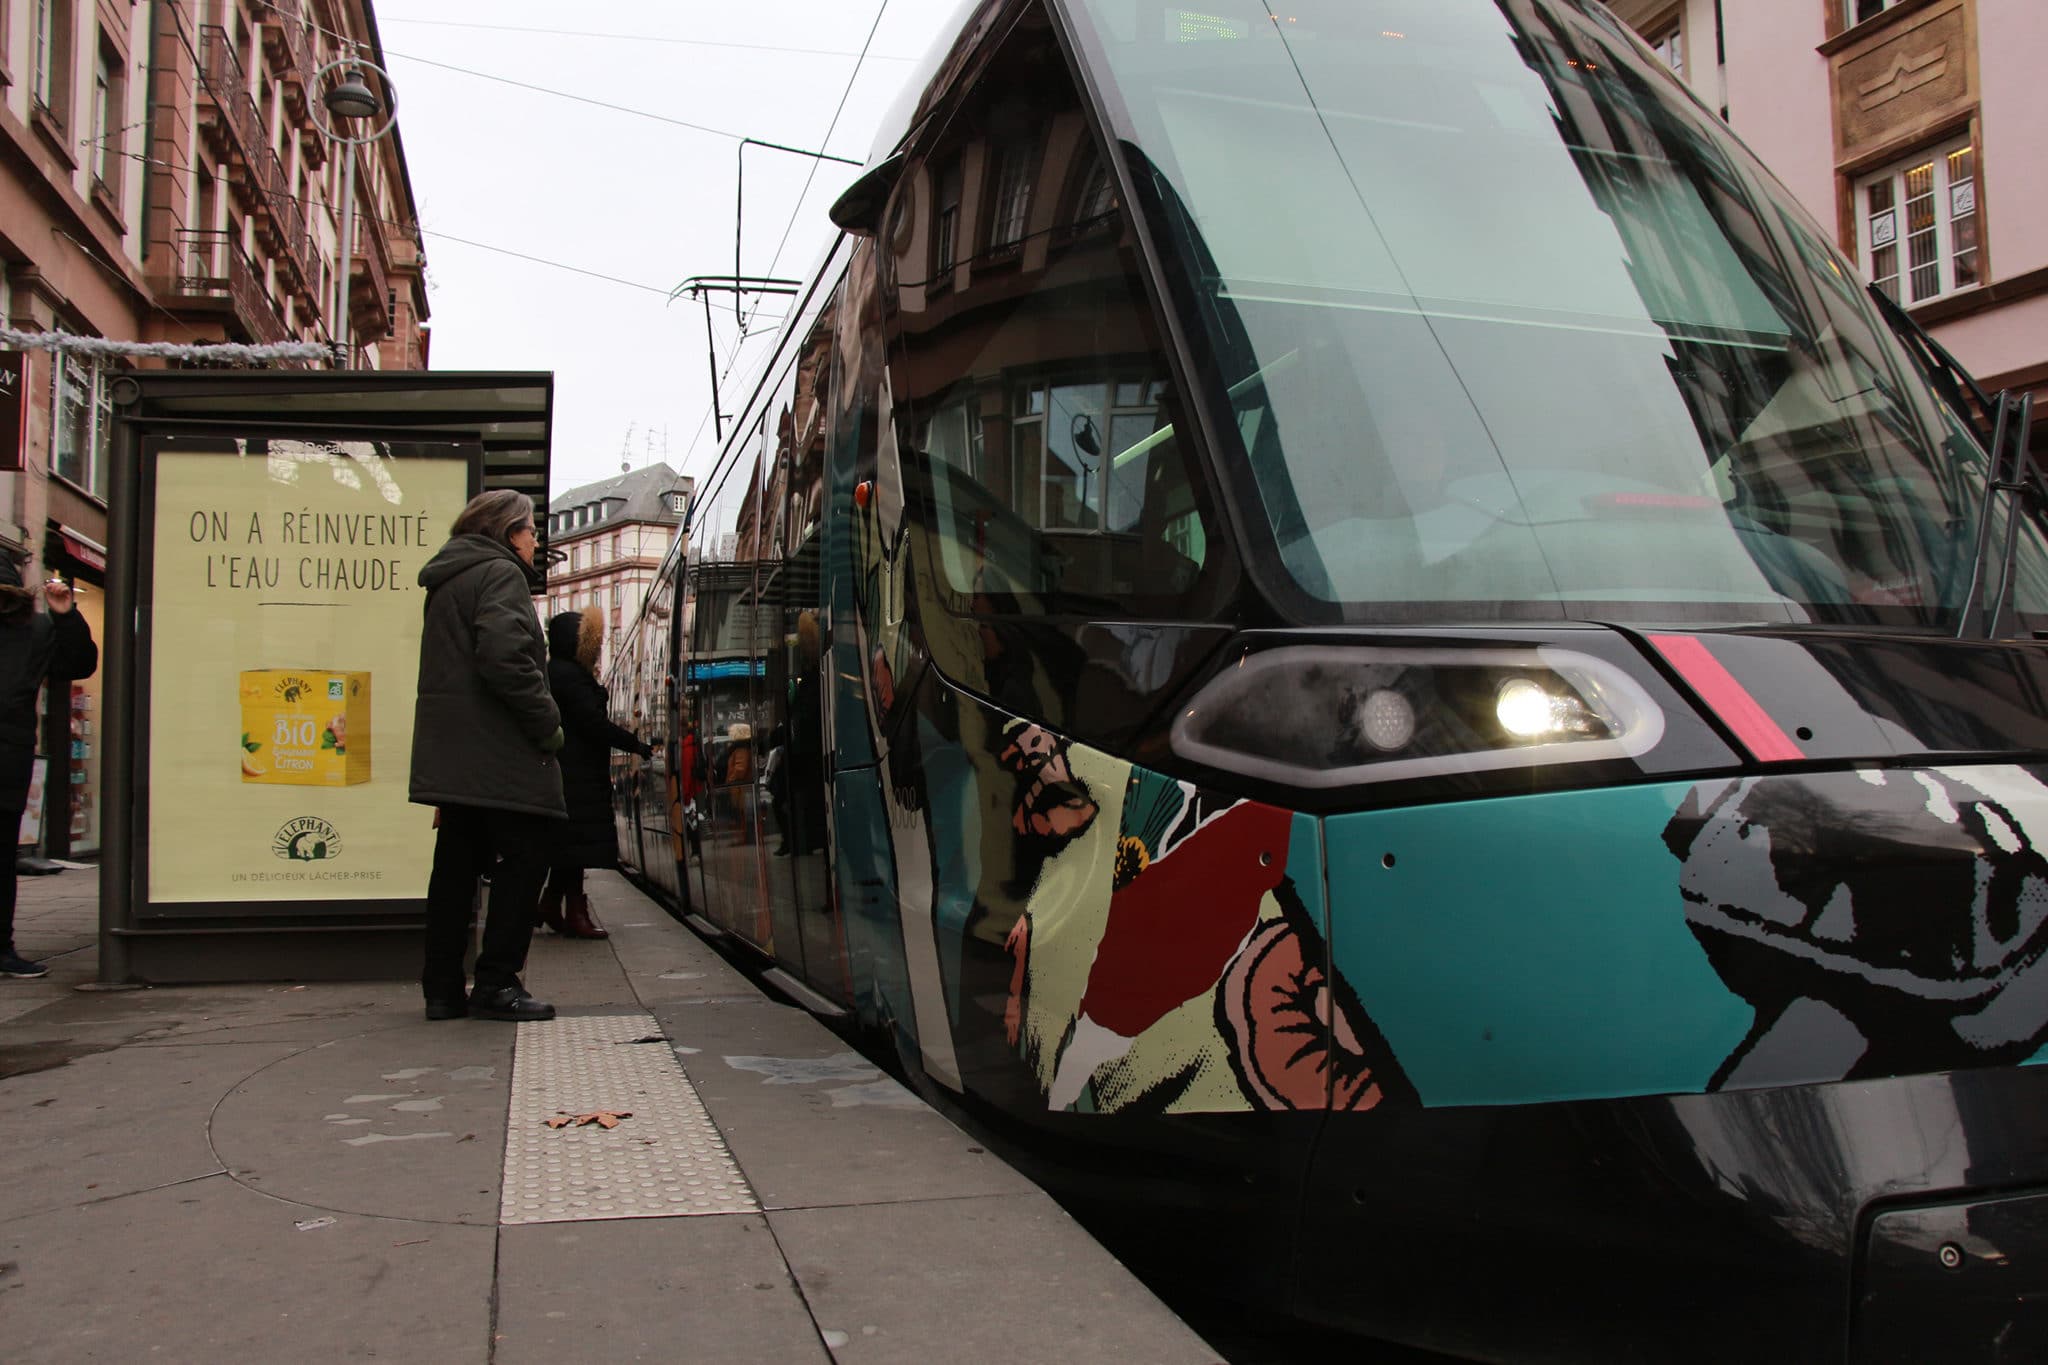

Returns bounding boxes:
[147,442,475,904]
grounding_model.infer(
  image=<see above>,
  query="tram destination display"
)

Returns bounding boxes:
[144,440,474,904]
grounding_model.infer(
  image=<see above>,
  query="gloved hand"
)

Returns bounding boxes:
[540,726,565,753]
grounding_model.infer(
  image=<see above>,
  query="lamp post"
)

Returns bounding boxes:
[312,55,398,369]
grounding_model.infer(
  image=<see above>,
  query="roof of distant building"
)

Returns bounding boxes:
[547,463,690,540]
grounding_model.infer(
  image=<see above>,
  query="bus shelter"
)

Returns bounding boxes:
[97,371,553,984]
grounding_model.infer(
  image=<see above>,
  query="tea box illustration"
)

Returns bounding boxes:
[239,670,371,785]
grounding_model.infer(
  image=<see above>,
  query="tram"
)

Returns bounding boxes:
[609,1,2048,1358]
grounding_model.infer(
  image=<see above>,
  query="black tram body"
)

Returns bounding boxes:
[608,2,2048,1358]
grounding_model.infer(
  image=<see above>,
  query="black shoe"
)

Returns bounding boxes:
[424,997,468,1021]
[468,985,556,1022]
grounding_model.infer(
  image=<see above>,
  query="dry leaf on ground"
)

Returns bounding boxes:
[543,1110,633,1130]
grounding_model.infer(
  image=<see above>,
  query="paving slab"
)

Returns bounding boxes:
[0,865,1218,1364]
[495,1215,830,1364]
[583,878,764,1006]
[0,1176,496,1362]
[769,1194,1223,1364]
[0,1041,299,1223]
[209,1018,515,1226]
[647,993,1038,1210]
[0,980,416,1058]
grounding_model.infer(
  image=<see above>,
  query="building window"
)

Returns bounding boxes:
[1075,151,1117,223]
[1859,139,1978,305]
[1646,21,1683,80]
[1004,376,1171,534]
[987,143,1035,251]
[934,160,962,277]
[611,533,621,561]
[1848,0,1904,26]
[52,351,115,500]
[90,41,123,197]
[31,0,72,122]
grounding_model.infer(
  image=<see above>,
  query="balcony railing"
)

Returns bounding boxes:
[196,27,262,174]
[257,0,313,117]
[155,229,294,352]
[351,219,393,340]
[255,140,312,291]
[196,27,312,296]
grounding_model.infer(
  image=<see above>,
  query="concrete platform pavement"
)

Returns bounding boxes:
[0,866,1223,1364]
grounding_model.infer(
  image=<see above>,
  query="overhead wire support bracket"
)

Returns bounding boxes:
[736,138,864,326]
[672,275,803,444]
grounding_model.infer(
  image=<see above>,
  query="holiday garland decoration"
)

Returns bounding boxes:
[0,326,333,365]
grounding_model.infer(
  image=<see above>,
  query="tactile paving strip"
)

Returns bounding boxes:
[501,1013,758,1224]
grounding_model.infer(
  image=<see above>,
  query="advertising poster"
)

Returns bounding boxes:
[146,440,476,905]
[19,757,46,846]
[0,352,24,471]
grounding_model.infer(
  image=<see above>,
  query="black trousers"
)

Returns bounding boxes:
[422,804,554,1001]
[1,807,20,956]
[544,865,585,897]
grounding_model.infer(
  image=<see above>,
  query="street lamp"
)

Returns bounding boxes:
[311,55,398,369]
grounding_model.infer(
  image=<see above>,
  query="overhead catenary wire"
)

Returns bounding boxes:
[375,16,919,62]
[97,143,673,297]
[159,13,861,300]
[735,0,890,347]
[149,18,686,300]
[679,1,890,500]
[381,50,763,142]
[205,5,848,480]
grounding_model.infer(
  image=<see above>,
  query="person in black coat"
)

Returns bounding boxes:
[0,553,97,979]
[539,606,653,939]
[409,490,565,1022]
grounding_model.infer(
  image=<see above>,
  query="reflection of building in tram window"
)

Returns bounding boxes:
[986,138,1038,254]
[934,161,963,279]
[882,14,1221,618]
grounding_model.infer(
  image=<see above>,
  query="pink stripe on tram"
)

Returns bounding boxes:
[1648,634,1806,764]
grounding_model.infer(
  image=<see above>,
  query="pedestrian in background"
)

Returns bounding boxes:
[676,717,703,858]
[0,555,97,979]
[409,490,564,1022]
[537,606,652,940]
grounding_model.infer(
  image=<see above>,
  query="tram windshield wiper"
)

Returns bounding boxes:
[1863,287,2048,638]
[1956,389,2042,640]
[1868,283,1998,448]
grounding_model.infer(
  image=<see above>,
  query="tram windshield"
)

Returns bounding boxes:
[1068,0,2048,626]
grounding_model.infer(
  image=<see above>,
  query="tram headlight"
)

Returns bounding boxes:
[1171,645,1664,791]
[1358,688,1417,751]
[1495,677,1606,739]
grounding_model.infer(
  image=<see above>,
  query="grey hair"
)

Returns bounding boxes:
[449,489,534,546]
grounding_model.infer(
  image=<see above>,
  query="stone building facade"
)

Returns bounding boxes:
[0,0,430,857]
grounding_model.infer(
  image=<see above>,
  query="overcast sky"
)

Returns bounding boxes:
[378,0,968,500]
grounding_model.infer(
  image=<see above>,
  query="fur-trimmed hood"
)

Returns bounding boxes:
[547,607,604,671]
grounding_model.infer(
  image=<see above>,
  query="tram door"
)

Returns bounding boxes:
[767,297,852,1001]
[688,558,772,948]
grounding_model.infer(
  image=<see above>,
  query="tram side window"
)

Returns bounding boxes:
[887,6,1217,617]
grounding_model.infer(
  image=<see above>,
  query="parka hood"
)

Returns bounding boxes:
[419,534,542,592]
[549,606,605,671]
